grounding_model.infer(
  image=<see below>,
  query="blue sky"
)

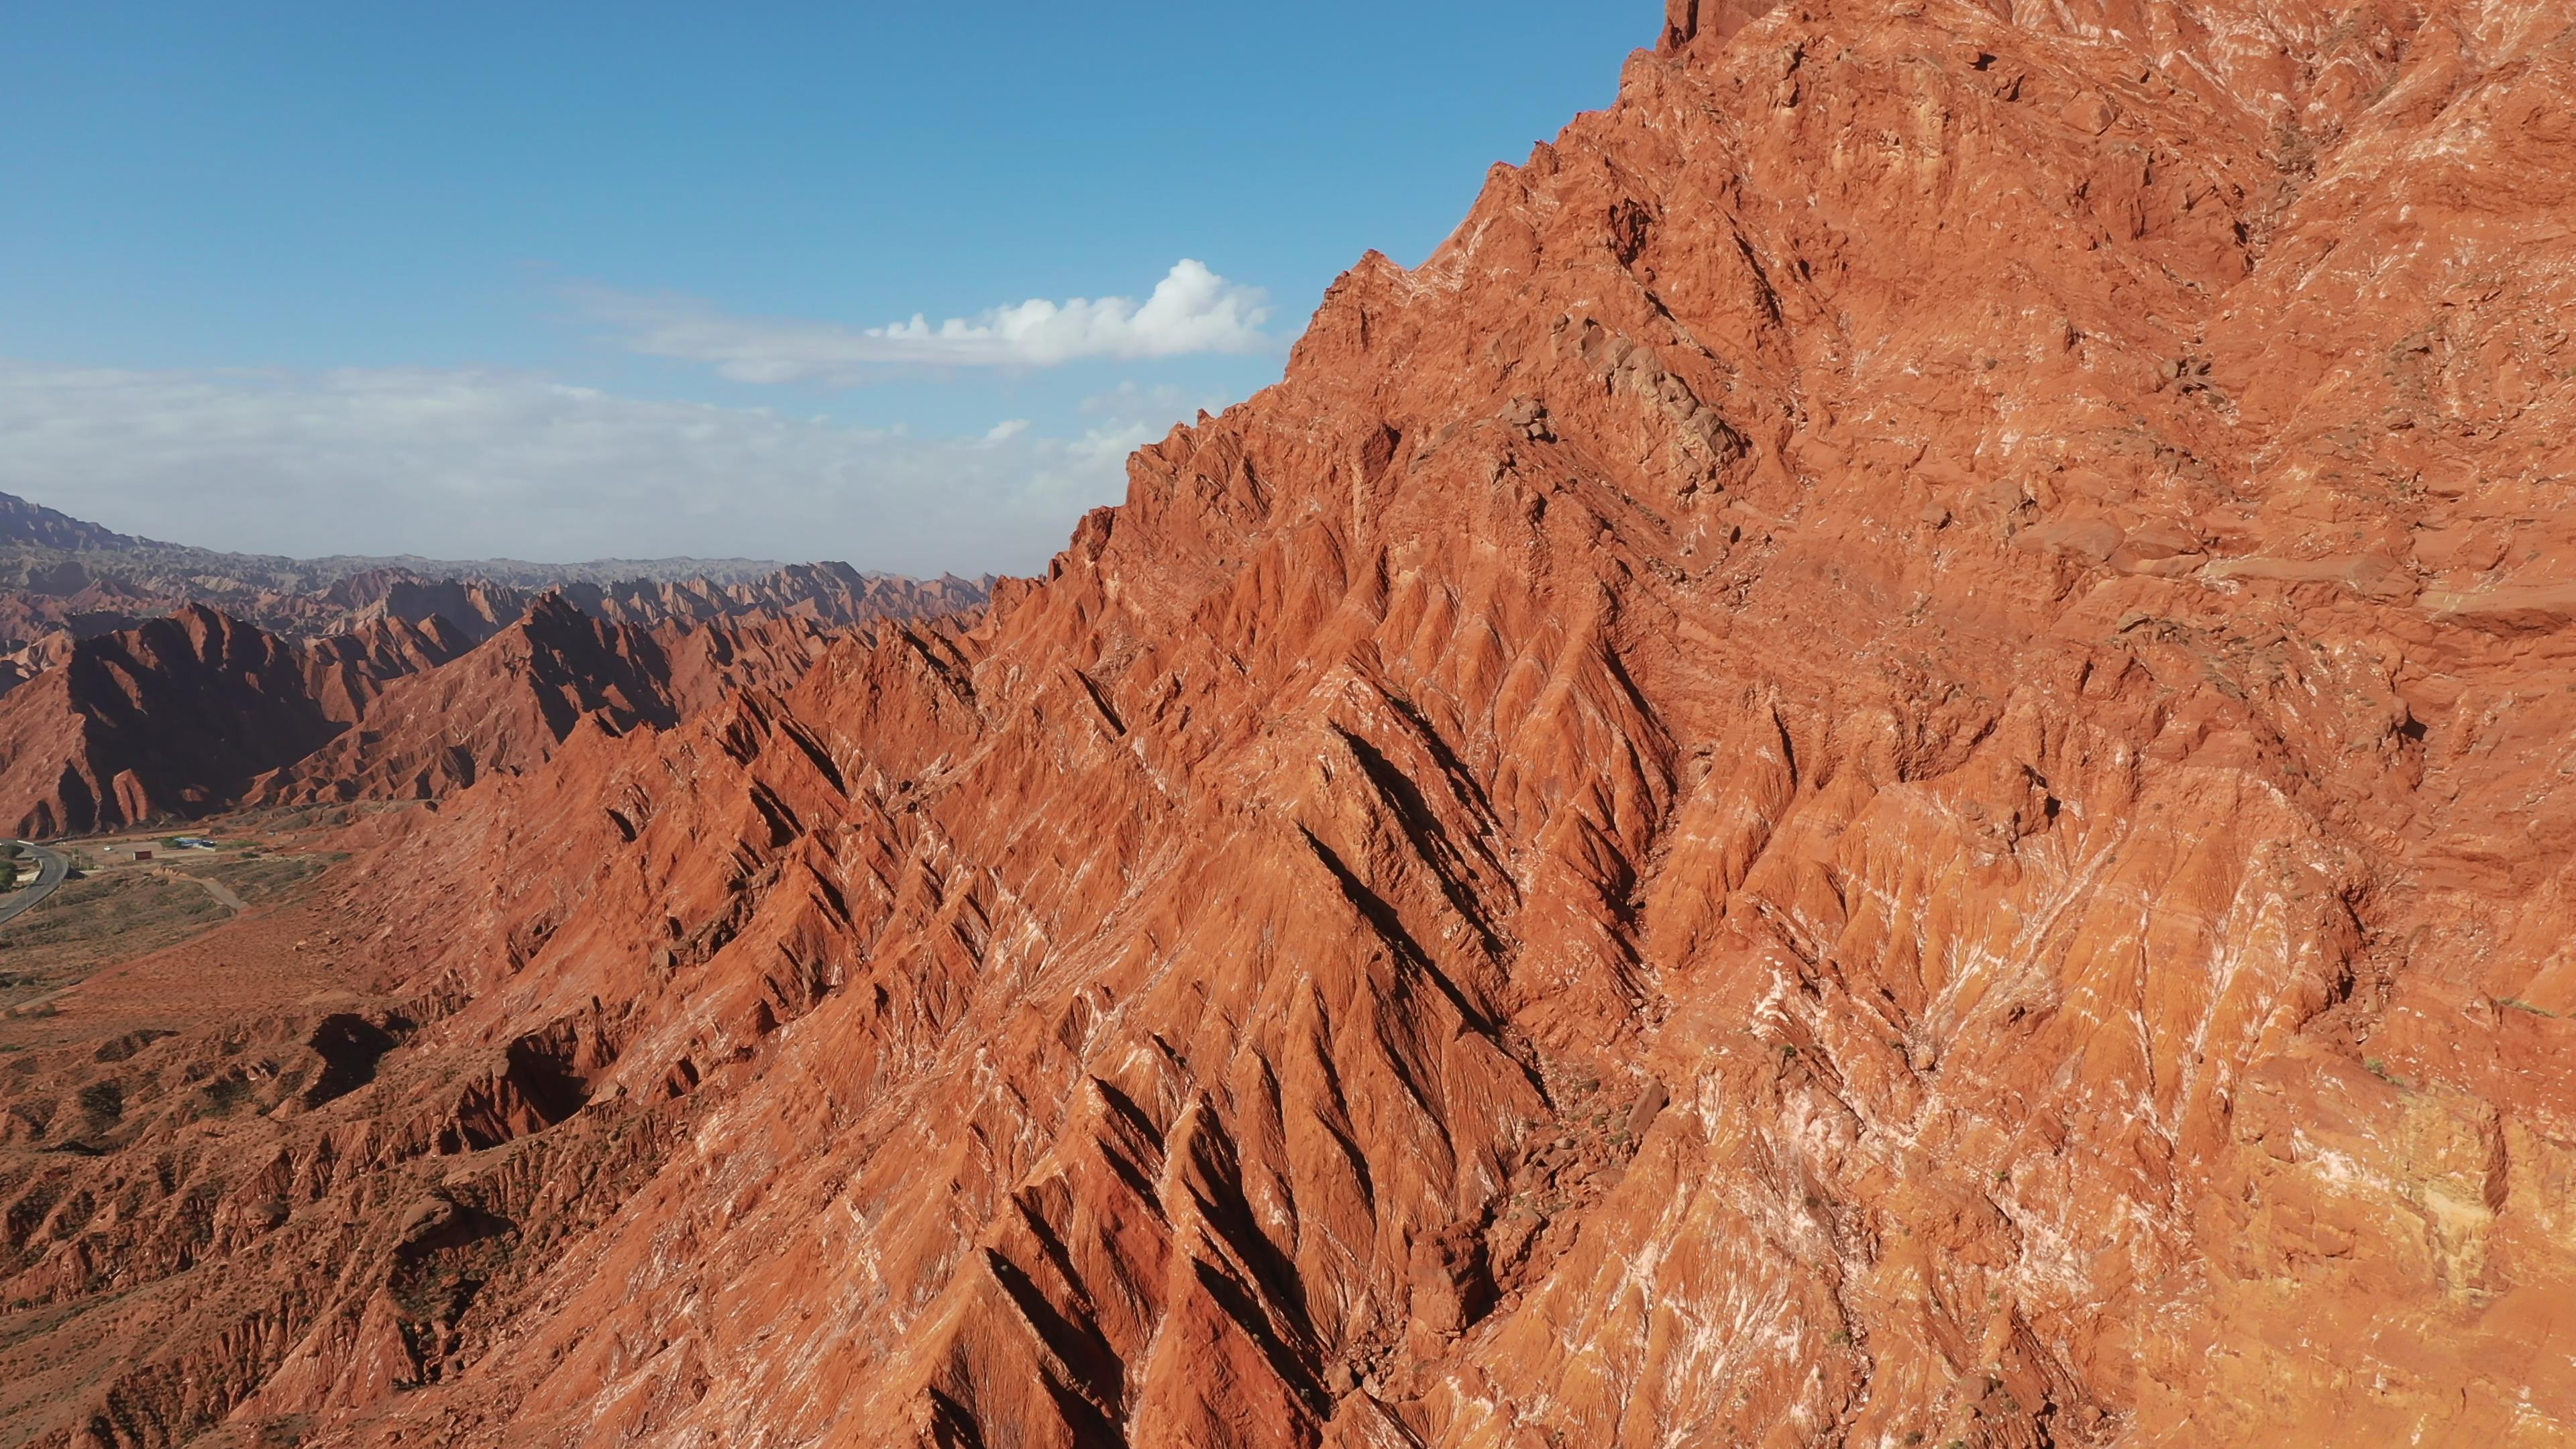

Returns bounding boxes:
[0,3,1656,574]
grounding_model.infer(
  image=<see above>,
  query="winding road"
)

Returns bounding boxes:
[0,842,69,929]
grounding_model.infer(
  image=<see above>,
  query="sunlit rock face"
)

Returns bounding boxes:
[0,598,854,836]
[7,2,2576,1445]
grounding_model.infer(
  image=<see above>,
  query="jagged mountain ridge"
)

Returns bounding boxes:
[0,492,150,554]
[0,606,347,838]
[0,486,774,592]
[0,493,996,822]
[248,594,843,808]
[0,488,994,661]
[0,596,892,837]
[3,2,2574,1447]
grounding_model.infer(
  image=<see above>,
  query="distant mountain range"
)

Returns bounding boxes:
[0,598,848,837]
[0,488,991,660]
[0,491,148,553]
[0,490,998,834]
[0,487,837,596]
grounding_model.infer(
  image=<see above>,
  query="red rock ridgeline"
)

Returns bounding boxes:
[0,594,878,835]
[0,605,342,837]
[299,615,480,724]
[0,563,994,683]
[329,562,994,648]
[250,595,839,805]
[572,562,994,633]
[0,544,997,833]
[7,1,2576,1445]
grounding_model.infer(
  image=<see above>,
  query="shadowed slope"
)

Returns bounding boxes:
[0,606,340,837]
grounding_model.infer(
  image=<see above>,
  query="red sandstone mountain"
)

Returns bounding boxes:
[253,595,831,804]
[325,562,993,648]
[0,594,865,835]
[0,494,998,667]
[0,606,342,837]
[8,2,2576,1446]
[298,616,478,724]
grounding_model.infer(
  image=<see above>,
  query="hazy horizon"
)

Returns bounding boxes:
[1,3,1655,575]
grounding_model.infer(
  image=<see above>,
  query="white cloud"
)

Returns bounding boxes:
[1069,421,1163,472]
[592,260,1273,384]
[0,362,1173,575]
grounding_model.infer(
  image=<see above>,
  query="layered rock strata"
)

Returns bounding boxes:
[0,598,857,835]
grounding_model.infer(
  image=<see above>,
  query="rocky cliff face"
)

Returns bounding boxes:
[0,490,996,661]
[329,563,993,648]
[6,1,2575,1446]
[252,596,834,805]
[0,597,853,835]
[0,606,342,837]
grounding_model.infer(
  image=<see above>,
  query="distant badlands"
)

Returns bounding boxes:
[0,488,991,836]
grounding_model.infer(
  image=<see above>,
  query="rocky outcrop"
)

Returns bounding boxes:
[253,596,829,804]
[0,489,995,657]
[0,597,847,835]
[300,616,476,723]
[6,2,2576,1447]
[0,605,341,836]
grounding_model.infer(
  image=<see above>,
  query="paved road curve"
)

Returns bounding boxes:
[0,843,69,929]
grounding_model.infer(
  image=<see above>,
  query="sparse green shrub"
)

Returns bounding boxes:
[78,1079,123,1126]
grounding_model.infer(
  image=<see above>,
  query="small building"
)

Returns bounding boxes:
[132,849,154,862]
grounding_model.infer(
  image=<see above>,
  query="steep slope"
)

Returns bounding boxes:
[653,608,841,718]
[0,598,843,835]
[6,3,2576,1448]
[0,606,340,836]
[0,492,152,553]
[299,616,478,724]
[254,596,830,804]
